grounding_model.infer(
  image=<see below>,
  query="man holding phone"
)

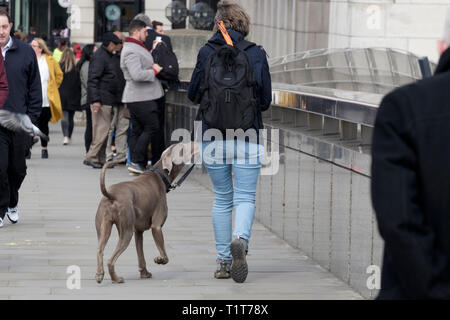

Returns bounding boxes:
[133,13,174,165]
[133,14,172,52]
[121,19,164,174]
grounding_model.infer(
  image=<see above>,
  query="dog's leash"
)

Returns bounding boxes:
[149,164,196,193]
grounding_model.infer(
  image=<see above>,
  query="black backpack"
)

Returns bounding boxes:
[197,40,258,131]
[152,42,179,82]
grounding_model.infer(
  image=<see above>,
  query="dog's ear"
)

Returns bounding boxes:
[161,145,175,174]
[162,143,194,174]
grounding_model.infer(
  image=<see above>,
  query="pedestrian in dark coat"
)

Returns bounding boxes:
[84,32,123,168]
[105,31,128,164]
[371,13,450,299]
[59,48,81,145]
[77,44,97,154]
[186,0,272,283]
[188,27,272,134]
[0,8,42,227]
[0,52,7,108]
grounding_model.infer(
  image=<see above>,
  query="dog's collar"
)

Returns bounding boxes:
[149,164,196,193]
[149,167,173,193]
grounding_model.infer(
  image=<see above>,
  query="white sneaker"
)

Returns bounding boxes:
[6,207,19,224]
[0,216,3,228]
[63,137,70,145]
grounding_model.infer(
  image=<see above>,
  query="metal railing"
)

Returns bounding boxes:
[269,47,436,95]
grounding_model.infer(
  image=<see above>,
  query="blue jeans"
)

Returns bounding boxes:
[202,140,263,262]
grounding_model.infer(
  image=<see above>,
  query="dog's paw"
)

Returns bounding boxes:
[95,273,104,284]
[112,277,125,284]
[154,256,169,265]
[140,269,153,279]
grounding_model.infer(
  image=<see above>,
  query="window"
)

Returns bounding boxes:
[95,0,144,42]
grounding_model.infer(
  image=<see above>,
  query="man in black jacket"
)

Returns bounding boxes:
[105,31,128,164]
[84,32,122,168]
[371,8,450,299]
[0,8,42,227]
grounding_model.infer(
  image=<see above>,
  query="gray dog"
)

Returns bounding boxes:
[95,142,199,284]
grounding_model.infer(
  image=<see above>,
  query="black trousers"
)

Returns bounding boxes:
[0,126,27,219]
[127,100,160,167]
[61,110,75,138]
[37,107,52,147]
[151,95,166,164]
[84,104,92,153]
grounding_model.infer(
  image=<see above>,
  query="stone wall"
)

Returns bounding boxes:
[237,0,448,63]
[70,0,94,44]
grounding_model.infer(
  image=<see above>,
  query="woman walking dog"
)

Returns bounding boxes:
[188,0,272,282]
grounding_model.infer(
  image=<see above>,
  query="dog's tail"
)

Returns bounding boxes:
[100,160,122,201]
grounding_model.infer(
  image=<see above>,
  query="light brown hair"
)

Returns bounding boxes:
[33,37,52,56]
[60,48,76,73]
[213,0,250,37]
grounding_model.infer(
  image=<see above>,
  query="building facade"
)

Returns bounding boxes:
[69,0,219,43]
[12,0,69,38]
[6,0,449,62]
[70,0,166,43]
[6,0,172,43]
[238,0,450,63]
[7,0,222,44]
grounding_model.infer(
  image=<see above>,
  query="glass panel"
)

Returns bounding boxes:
[269,48,436,95]
[95,0,145,42]
[22,0,30,33]
[30,0,48,39]
[51,0,69,35]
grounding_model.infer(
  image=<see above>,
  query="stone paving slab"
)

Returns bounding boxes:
[0,124,362,300]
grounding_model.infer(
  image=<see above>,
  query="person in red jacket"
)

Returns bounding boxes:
[72,43,82,61]
[0,50,8,109]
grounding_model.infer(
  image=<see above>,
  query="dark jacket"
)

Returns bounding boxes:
[371,47,450,300]
[87,45,120,106]
[144,28,172,52]
[2,38,42,123]
[59,66,81,111]
[188,30,272,133]
[111,53,125,106]
[0,52,8,109]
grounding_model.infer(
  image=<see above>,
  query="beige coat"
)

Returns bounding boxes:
[120,41,164,103]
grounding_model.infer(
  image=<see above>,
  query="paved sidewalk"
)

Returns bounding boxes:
[0,124,362,300]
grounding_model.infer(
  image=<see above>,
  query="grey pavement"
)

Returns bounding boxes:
[0,123,362,300]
